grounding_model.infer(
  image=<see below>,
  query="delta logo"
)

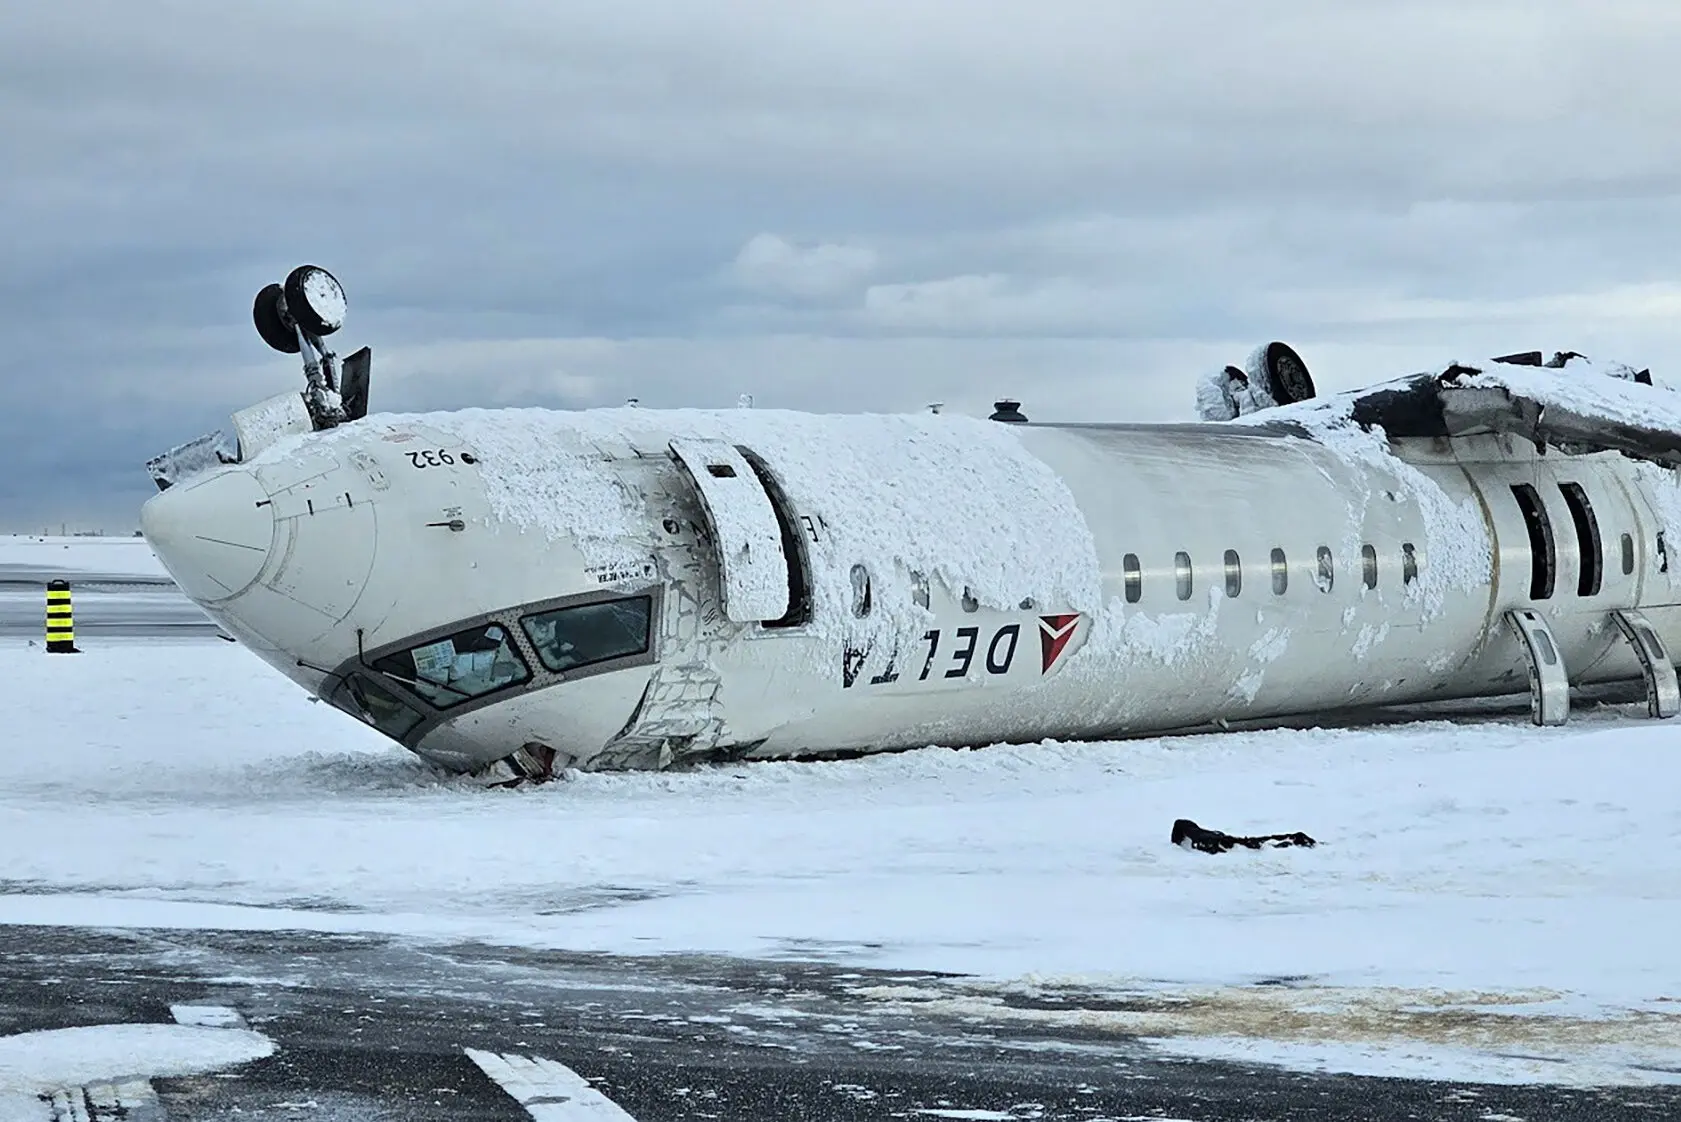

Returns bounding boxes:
[1038,614,1081,673]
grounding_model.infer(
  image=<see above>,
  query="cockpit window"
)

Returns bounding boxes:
[521,596,652,674]
[372,622,530,709]
[335,673,425,739]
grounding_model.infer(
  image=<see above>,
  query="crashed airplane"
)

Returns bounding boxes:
[140,266,1681,781]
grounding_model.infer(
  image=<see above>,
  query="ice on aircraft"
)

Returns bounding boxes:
[140,266,1681,781]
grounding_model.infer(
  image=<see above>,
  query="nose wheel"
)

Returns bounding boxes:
[283,265,347,337]
[253,284,300,355]
[249,265,369,428]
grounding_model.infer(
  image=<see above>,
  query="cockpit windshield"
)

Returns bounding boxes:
[335,673,425,739]
[521,596,652,673]
[372,622,530,709]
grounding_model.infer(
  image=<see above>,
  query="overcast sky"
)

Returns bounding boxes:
[6,1,1681,530]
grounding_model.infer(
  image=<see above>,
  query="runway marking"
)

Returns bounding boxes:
[16,1010,265,1119]
[46,1080,161,1122]
[170,1004,248,1029]
[15,1018,272,1121]
[465,1048,637,1120]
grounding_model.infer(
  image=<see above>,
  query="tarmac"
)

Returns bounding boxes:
[2,924,1677,1120]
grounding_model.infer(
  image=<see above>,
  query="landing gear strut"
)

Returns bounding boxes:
[250,265,368,430]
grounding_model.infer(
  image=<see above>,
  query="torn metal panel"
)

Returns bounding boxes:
[145,430,236,492]
[1439,382,1681,467]
[1345,374,1450,438]
[1271,363,1681,467]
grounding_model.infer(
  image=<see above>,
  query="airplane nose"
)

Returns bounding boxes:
[140,470,276,602]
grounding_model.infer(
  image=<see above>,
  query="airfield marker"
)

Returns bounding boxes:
[45,580,79,654]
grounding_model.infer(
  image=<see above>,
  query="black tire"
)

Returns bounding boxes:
[283,264,346,337]
[1258,341,1315,404]
[253,283,300,354]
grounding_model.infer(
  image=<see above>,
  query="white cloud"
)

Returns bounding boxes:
[861,274,1009,328]
[728,233,878,301]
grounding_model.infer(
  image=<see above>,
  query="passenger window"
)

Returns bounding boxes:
[1123,553,1142,604]
[1621,533,1635,576]
[910,570,930,610]
[1223,549,1241,598]
[521,596,652,673]
[1361,544,1378,590]
[1315,546,1334,592]
[1402,543,1418,584]
[372,622,530,709]
[1174,551,1193,601]
[1270,548,1288,595]
[851,564,873,618]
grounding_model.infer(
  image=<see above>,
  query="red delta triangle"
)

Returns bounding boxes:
[1038,614,1080,673]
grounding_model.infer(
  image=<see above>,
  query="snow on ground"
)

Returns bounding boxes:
[0,535,167,578]
[3,636,1680,1086]
[0,1024,273,1091]
[0,1023,273,1120]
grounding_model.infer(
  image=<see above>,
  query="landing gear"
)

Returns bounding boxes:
[1245,341,1317,406]
[248,264,370,429]
[252,284,300,355]
[1609,609,1681,719]
[1504,609,1570,726]
[282,265,346,338]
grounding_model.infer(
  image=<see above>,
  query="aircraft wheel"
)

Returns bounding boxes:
[1248,341,1316,404]
[283,264,346,337]
[253,283,300,354]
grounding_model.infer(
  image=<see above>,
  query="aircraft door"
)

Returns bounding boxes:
[1470,458,1648,684]
[668,438,792,623]
[1466,461,1637,612]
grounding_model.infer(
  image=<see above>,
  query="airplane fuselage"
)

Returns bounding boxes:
[140,400,1681,774]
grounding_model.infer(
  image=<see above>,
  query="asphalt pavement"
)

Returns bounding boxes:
[2,924,1676,1121]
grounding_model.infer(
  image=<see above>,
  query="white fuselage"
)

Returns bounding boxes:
[138,404,1681,772]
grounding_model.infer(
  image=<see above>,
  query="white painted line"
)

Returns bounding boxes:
[47,1088,89,1122]
[465,1048,637,1121]
[46,1079,161,1121]
[88,1080,161,1113]
[170,1003,247,1029]
[12,1020,271,1121]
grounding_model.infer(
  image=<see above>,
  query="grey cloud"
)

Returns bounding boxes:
[5,2,1681,528]
[728,235,879,302]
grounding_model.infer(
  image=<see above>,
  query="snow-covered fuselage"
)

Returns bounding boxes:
[139,392,1681,774]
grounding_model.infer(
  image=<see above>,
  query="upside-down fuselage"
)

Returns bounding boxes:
[139,382,1681,775]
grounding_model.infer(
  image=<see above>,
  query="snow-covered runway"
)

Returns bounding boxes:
[0,535,214,637]
[3,622,1679,1091]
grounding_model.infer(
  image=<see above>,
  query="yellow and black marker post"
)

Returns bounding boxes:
[45,580,79,654]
